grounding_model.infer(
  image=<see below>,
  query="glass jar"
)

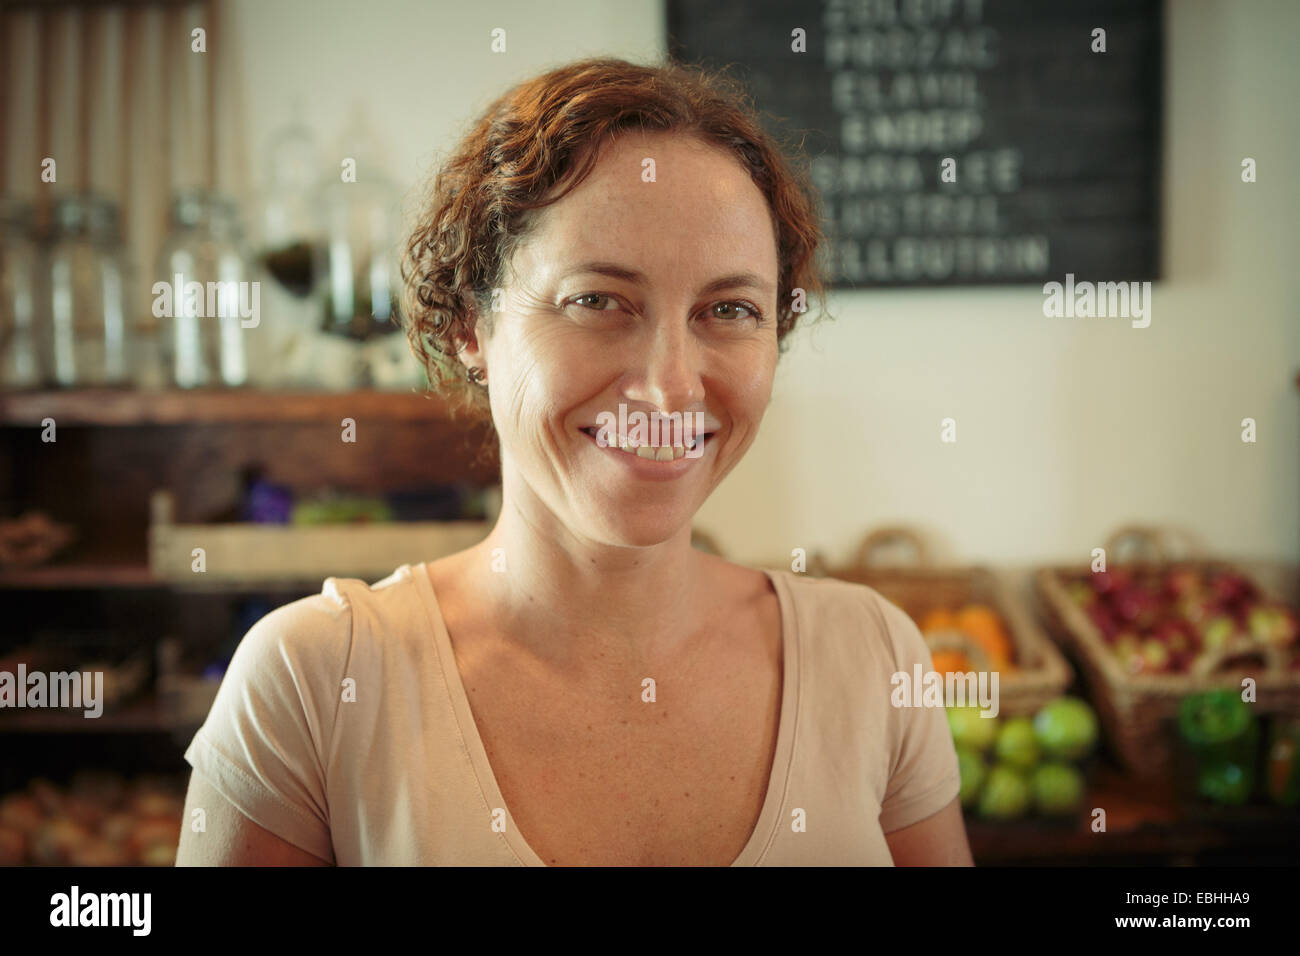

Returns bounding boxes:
[47,195,133,386]
[314,164,402,345]
[0,197,45,388]
[155,190,256,388]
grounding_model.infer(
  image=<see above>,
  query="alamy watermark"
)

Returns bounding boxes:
[0,665,104,718]
[890,664,1000,717]
[50,885,150,935]
[1042,273,1151,328]
[151,274,260,328]
[593,403,707,460]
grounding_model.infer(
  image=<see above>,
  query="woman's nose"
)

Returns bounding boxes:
[624,320,704,413]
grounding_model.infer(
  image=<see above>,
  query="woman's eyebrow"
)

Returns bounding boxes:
[561,261,774,296]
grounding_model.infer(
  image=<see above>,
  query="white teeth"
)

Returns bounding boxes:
[603,434,695,461]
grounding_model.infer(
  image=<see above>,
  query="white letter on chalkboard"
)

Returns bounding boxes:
[791,287,807,313]
[1091,28,1106,53]
[1241,418,1256,443]
[791,28,806,54]
[1241,158,1256,183]
[940,418,957,443]
[641,157,656,182]
[1041,280,1064,317]
[940,157,957,183]
[490,28,506,53]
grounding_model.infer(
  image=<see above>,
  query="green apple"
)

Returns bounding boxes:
[956,747,986,807]
[995,716,1041,769]
[978,765,1031,819]
[1033,697,1099,760]
[1198,762,1252,805]
[1032,763,1086,815]
[947,706,999,753]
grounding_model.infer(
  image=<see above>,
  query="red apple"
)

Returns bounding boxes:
[1153,619,1192,655]
[1176,595,1220,625]
[1201,615,1238,650]
[1066,581,1096,608]
[1088,605,1120,640]
[1114,585,1159,628]
[1248,604,1300,647]
[1164,567,1203,598]
[1092,568,1132,596]
[1137,639,1172,674]
[1210,572,1257,607]
[1112,633,1141,671]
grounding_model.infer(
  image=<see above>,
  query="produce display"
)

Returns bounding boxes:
[949,696,1099,819]
[0,772,185,866]
[1063,565,1300,675]
[919,603,1018,674]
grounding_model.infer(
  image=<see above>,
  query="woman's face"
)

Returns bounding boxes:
[470,130,781,549]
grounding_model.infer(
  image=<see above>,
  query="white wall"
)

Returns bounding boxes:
[230,0,1300,567]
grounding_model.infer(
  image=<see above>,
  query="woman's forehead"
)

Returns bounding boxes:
[518,137,779,284]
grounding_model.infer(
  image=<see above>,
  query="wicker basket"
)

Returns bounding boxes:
[815,527,1072,716]
[1035,525,1300,777]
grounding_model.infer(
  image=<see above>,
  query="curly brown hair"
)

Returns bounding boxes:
[399,55,828,424]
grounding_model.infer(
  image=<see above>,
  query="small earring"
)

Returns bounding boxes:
[467,366,487,385]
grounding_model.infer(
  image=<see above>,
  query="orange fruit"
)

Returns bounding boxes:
[919,608,958,633]
[955,604,1015,666]
[930,650,972,674]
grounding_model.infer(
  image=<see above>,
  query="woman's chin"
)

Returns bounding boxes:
[581,512,696,551]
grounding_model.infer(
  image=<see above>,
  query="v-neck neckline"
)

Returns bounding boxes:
[407,562,799,867]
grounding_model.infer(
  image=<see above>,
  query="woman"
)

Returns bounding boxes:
[176,57,972,866]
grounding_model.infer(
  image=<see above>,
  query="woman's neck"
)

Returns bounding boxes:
[455,494,715,680]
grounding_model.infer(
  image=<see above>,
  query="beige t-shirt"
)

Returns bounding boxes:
[184,563,960,865]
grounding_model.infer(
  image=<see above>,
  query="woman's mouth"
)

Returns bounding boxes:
[580,426,714,462]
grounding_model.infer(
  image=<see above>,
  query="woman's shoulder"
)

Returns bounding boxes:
[765,568,928,667]
[229,564,427,672]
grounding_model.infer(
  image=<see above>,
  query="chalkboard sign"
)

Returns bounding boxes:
[667,0,1162,287]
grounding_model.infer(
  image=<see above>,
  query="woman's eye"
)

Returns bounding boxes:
[571,293,618,311]
[708,301,762,322]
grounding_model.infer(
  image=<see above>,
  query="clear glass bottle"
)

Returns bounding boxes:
[0,197,45,388]
[254,109,324,299]
[314,109,403,348]
[155,189,256,388]
[47,195,132,386]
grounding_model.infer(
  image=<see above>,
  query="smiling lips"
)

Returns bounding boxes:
[580,427,713,462]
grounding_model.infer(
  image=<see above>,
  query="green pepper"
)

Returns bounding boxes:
[1179,691,1259,804]
[1198,762,1253,805]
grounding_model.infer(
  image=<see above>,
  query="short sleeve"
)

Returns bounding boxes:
[183,590,351,863]
[873,593,962,834]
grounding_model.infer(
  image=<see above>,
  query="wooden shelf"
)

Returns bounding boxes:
[964,764,1300,864]
[0,562,160,589]
[0,695,197,734]
[0,560,371,592]
[0,387,462,426]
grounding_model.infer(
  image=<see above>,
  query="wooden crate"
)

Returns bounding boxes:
[814,527,1072,716]
[148,490,489,584]
[1035,526,1300,777]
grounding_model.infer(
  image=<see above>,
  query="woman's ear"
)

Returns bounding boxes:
[455,308,488,375]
